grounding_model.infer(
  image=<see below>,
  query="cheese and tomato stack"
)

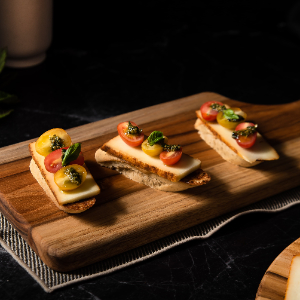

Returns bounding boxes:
[29,128,100,213]
[96,121,210,192]
[195,101,279,167]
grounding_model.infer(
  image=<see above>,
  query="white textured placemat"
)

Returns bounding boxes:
[1,186,300,293]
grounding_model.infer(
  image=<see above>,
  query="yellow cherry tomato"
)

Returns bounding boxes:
[216,108,247,130]
[141,136,168,157]
[35,128,72,156]
[54,164,87,191]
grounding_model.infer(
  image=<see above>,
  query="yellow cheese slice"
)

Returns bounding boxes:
[33,145,100,205]
[103,135,201,182]
[197,111,279,163]
[285,255,300,300]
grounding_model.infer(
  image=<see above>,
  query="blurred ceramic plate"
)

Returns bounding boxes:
[256,237,300,300]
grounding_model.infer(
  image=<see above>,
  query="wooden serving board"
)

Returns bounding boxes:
[256,238,300,300]
[0,92,300,272]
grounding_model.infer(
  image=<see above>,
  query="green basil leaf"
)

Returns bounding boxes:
[147,131,164,146]
[61,143,81,166]
[0,109,13,119]
[0,91,18,104]
[0,48,7,73]
[223,109,239,120]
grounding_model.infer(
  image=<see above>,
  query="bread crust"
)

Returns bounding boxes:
[95,148,210,192]
[29,142,97,213]
[180,168,211,185]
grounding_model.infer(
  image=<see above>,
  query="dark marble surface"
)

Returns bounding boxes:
[1,2,300,299]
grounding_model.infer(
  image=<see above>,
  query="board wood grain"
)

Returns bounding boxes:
[0,92,300,272]
[256,238,300,300]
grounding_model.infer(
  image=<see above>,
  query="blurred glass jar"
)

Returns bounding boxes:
[0,0,53,68]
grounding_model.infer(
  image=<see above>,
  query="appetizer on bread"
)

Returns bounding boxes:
[29,128,100,213]
[194,101,279,167]
[95,121,210,192]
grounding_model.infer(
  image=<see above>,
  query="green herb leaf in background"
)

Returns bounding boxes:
[147,131,165,146]
[0,48,18,119]
[61,143,82,166]
[0,109,13,119]
[0,48,7,73]
[0,90,19,104]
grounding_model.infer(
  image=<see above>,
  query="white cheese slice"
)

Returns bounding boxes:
[197,111,279,163]
[285,255,300,300]
[33,145,100,205]
[103,135,201,182]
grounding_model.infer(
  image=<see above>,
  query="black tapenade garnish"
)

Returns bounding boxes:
[50,134,64,151]
[232,124,258,139]
[64,167,81,185]
[126,121,142,136]
[163,144,181,152]
[210,103,227,112]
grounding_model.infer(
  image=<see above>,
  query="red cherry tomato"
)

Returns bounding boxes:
[117,121,144,147]
[200,101,225,121]
[234,122,257,149]
[160,148,183,165]
[44,147,84,173]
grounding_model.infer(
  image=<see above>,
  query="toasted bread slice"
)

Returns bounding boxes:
[29,142,99,213]
[100,135,202,182]
[195,110,279,167]
[30,159,96,213]
[95,148,210,192]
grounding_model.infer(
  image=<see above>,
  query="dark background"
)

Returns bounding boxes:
[1,1,300,147]
[1,1,300,299]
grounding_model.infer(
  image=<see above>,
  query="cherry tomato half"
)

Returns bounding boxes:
[117,121,144,147]
[216,107,247,130]
[54,164,87,191]
[234,122,257,149]
[35,128,72,157]
[160,148,183,165]
[44,147,84,173]
[200,101,225,121]
[141,136,168,157]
